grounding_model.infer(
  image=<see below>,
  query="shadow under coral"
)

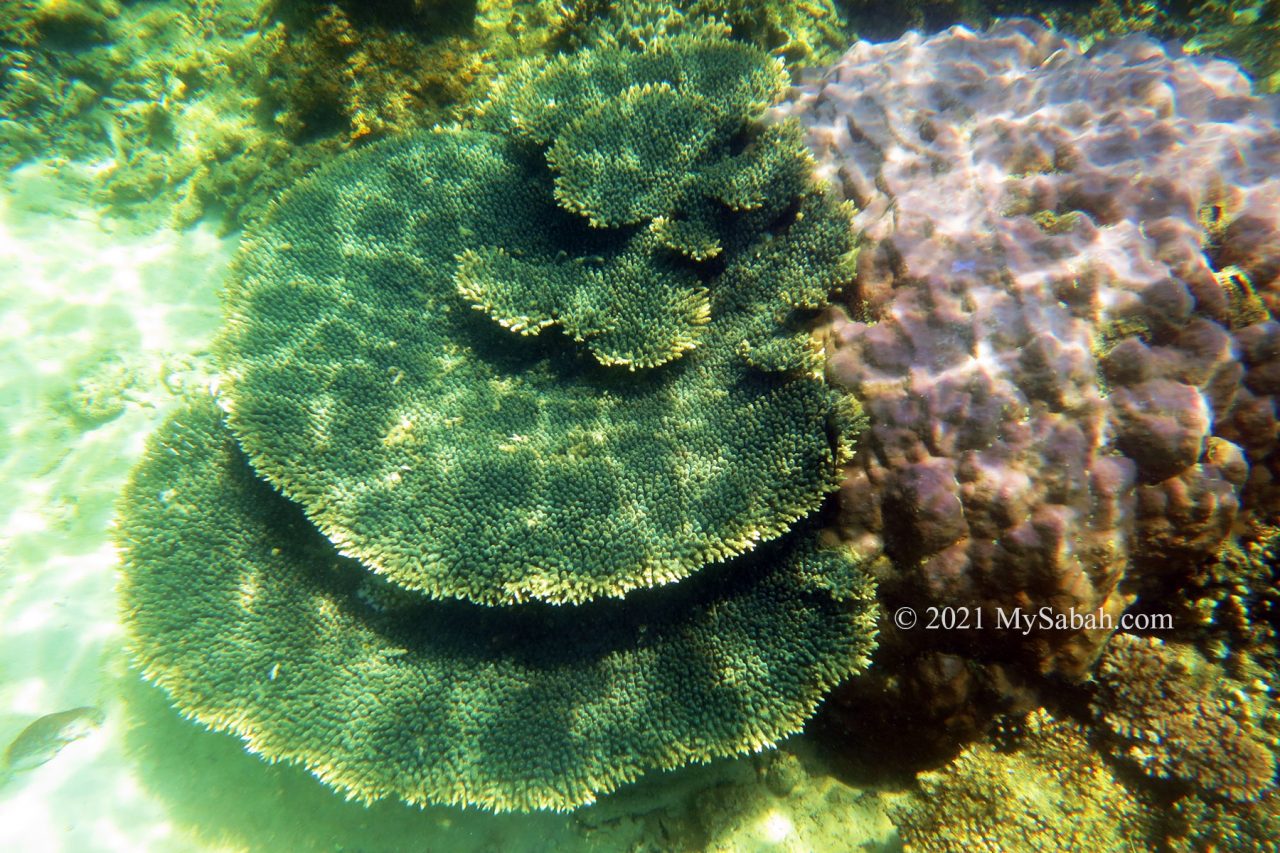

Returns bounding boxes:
[116,673,582,852]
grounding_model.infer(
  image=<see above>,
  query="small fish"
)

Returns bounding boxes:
[4,706,105,773]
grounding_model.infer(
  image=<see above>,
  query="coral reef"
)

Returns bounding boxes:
[838,0,991,41]
[117,34,874,812]
[0,1,532,231]
[1183,1,1280,93]
[812,647,1041,776]
[0,1,286,229]
[219,36,855,604]
[1092,634,1277,803]
[1027,1,1280,94]
[258,0,485,143]
[1165,788,1280,853]
[883,708,1155,851]
[118,398,876,812]
[0,0,856,233]
[1174,526,1280,653]
[777,21,1280,685]
[545,0,851,66]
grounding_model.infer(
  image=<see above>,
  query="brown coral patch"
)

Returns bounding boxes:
[1093,634,1277,803]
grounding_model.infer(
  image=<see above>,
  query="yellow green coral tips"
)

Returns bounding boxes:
[117,399,878,812]
[217,35,856,605]
[118,32,873,813]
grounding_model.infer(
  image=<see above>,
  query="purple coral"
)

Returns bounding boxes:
[776,20,1280,676]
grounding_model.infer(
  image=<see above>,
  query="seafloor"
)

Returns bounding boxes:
[1,1,1278,851]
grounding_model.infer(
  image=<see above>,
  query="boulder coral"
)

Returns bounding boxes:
[776,20,1280,679]
[117,34,875,812]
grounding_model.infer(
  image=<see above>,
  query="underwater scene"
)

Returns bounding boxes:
[1,1,1278,850]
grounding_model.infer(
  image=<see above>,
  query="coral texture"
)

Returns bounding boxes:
[118,399,876,812]
[118,33,875,812]
[885,708,1154,851]
[1178,526,1280,652]
[0,0,857,233]
[1093,634,1277,803]
[1166,788,1280,853]
[776,20,1280,677]
[219,37,855,605]
[549,0,852,65]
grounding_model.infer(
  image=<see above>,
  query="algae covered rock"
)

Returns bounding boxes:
[218,35,856,605]
[118,398,877,811]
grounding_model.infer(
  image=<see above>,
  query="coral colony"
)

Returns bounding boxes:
[781,20,1280,677]
[118,34,876,812]
[113,13,1280,846]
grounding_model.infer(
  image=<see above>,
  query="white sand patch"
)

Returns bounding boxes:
[0,161,230,851]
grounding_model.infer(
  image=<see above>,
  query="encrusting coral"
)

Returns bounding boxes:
[217,35,857,605]
[1092,634,1277,803]
[117,31,875,812]
[118,399,876,812]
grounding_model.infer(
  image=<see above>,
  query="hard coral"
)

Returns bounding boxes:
[548,0,852,65]
[220,36,856,605]
[884,708,1155,852]
[777,20,1280,679]
[1,0,117,49]
[118,33,874,812]
[118,399,876,812]
[1177,526,1280,651]
[1166,788,1280,853]
[263,3,484,143]
[1093,634,1277,803]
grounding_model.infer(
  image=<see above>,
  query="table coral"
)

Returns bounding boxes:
[117,399,876,812]
[776,20,1280,679]
[219,36,856,605]
[117,31,875,813]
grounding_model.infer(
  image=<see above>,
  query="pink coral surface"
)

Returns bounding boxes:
[778,21,1280,675]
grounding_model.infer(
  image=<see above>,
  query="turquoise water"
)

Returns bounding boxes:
[1,2,1277,851]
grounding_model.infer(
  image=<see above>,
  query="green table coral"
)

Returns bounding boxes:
[218,35,856,605]
[118,31,873,813]
[118,400,877,812]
